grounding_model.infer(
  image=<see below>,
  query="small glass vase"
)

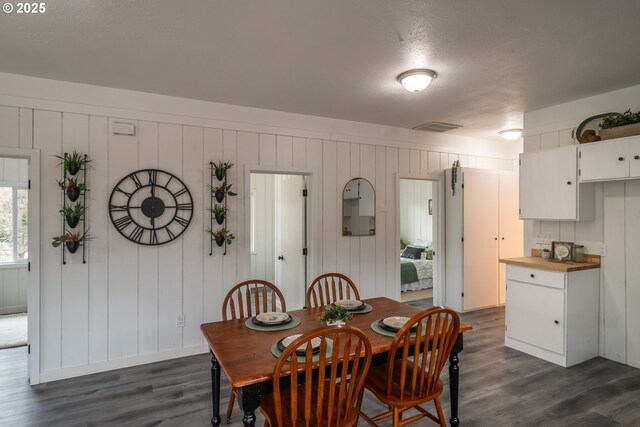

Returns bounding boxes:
[326,320,345,326]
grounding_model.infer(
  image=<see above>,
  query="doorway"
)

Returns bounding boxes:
[0,148,40,384]
[250,173,309,310]
[398,178,437,307]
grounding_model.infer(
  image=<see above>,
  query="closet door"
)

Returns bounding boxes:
[498,174,523,304]
[463,170,499,310]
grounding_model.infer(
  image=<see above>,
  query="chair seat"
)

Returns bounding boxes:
[365,360,443,408]
[260,379,360,427]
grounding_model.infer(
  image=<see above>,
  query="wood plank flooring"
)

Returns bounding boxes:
[1,302,639,426]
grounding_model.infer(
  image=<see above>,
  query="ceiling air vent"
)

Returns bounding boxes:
[413,121,463,133]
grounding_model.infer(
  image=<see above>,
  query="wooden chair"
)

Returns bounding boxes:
[222,280,287,420]
[259,325,373,427]
[360,307,460,427]
[306,273,360,308]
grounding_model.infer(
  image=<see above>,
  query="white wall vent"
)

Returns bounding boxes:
[113,122,136,136]
[413,121,463,133]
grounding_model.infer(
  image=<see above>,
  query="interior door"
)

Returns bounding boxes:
[498,174,523,304]
[274,175,306,310]
[462,170,499,311]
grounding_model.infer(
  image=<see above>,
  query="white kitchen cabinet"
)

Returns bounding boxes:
[505,265,599,367]
[445,168,523,312]
[519,145,594,221]
[579,135,640,182]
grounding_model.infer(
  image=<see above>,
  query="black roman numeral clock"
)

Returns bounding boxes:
[109,169,193,245]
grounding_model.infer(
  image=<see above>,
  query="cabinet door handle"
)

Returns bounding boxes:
[501,237,505,240]
[635,155,640,160]
[554,320,559,324]
[530,274,535,278]
[566,181,572,185]
[618,157,625,161]
[494,237,498,240]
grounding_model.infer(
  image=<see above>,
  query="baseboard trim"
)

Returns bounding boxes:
[38,344,208,384]
[0,306,27,315]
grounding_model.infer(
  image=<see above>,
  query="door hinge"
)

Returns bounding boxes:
[519,208,521,214]
[302,189,308,197]
[461,292,464,297]
[461,237,464,242]
[519,159,521,166]
[28,179,31,190]
[461,184,464,189]
[28,344,31,354]
[579,151,582,158]
[579,169,581,176]
[302,248,308,256]
[28,262,30,272]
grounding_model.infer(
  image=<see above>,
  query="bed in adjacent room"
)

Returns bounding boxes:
[400,244,433,292]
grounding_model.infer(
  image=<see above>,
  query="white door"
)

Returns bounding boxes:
[498,174,523,304]
[462,170,499,311]
[274,175,306,310]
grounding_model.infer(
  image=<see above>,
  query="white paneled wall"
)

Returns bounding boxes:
[250,173,275,281]
[523,85,640,368]
[0,104,514,381]
[0,267,28,314]
[399,179,433,246]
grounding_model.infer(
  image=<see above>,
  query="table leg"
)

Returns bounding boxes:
[210,350,221,426]
[237,385,262,426]
[449,333,463,427]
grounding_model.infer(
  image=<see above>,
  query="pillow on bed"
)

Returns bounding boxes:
[412,239,431,249]
[401,246,423,260]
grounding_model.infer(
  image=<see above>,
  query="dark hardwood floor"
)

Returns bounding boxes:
[2,301,639,426]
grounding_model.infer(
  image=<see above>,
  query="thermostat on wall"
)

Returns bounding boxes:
[113,122,136,136]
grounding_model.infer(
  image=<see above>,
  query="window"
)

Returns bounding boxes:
[0,186,28,263]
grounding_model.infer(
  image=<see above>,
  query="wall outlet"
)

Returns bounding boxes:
[535,235,551,245]
[599,244,607,257]
[176,314,185,328]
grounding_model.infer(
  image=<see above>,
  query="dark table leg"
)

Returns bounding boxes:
[210,350,221,426]
[449,333,463,427]
[237,385,262,426]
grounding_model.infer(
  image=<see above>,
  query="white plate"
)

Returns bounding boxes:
[382,316,411,330]
[334,299,363,309]
[255,312,290,325]
[282,334,322,352]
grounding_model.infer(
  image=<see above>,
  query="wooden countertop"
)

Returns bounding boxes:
[500,249,600,272]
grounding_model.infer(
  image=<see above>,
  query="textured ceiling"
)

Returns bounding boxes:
[1,0,640,142]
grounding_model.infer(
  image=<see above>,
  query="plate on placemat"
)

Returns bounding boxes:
[252,312,291,326]
[333,299,366,311]
[277,334,322,355]
[378,316,416,333]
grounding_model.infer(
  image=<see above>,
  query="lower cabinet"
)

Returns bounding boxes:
[505,265,599,367]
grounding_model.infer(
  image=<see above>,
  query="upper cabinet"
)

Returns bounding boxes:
[579,135,640,182]
[519,145,594,221]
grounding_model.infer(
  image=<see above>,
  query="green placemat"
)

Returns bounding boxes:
[370,320,423,338]
[270,338,334,362]
[351,303,373,314]
[244,315,301,332]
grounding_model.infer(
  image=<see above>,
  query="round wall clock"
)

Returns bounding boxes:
[108,169,193,245]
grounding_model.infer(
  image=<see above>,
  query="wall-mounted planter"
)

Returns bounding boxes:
[214,236,225,247]
[66,240,80,254]
[209,161,236,256]
[66,216,80,228]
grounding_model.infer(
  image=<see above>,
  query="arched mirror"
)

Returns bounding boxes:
[342,178,375,236]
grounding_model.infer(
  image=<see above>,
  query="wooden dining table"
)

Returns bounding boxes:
[200,297,472,427]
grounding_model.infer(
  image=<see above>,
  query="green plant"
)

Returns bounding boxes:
[600,109,640,129]
[210,227,235,245]
[319,305,353,323]
[212,161,234,180]
[51,230,91,247]
[59,204,86,218]
[211,183,237,197]
[451,160,461,196]
[400,239,408,250]
[57,177,88,192]
[211,204,228,216]
[542,248,550,253]
[55,150,91,174]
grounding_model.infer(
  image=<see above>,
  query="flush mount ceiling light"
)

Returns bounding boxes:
[397,69,437,92]
[499,129,523,140]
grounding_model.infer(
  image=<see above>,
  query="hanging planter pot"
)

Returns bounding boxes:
[215,213,225,225]
[68,163,80,176]
[212,161,234,182]
[66,240,80,254]
[214,235,225,247]
[67,187,81,202]
[66,215,80,228]
[214,189,225,203]
[215,170,226,181]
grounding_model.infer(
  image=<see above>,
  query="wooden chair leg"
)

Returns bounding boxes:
[393,407,400,427]
[434,397,446,427]
[226,387,236,421]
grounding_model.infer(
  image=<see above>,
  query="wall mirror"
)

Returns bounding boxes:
[342,178,375,236]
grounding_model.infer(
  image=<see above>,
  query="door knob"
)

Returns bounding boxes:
[566,181,572,185]
[530,274,535,278]
[554,320,559,324]
[618,157,625,161]
[277,255,284,260]
[635,155,639,160]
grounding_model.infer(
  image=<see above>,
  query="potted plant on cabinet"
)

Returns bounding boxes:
[59,204,86,228]
[212,161,234,181]
[599,109,640,140]
[319,305,353,326]
[58,177,88,202]
[211,227,235,247]
[542,248,552,259]
[212,204,227,225]
[211,183,237,203]
[51,230,91,254]
[55,149,91,176]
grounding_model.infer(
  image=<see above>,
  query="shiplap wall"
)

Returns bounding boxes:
[399,179,433,246]
[0,103,515,380]
[523,85,640,369]
[0,267,27,314]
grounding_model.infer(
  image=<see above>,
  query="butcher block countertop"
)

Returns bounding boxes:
[500,249,601,272]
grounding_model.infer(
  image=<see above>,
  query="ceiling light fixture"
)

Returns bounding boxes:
[499,129,523,140]
[397,69,437,92]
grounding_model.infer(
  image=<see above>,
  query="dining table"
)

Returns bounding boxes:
[200,297,473,427]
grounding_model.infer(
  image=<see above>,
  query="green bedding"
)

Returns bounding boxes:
[400,260,419,285]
